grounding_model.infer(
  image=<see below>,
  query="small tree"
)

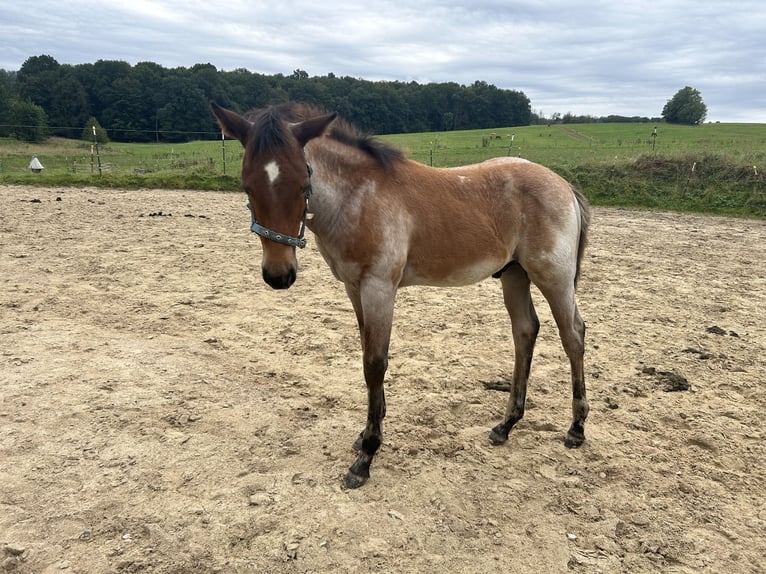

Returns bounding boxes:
[0,71,13,138]
[82,117,109,144]
[11,99,49,142]
[662,86,707,125]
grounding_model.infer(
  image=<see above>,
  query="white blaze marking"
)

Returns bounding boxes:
[264,161,280,185]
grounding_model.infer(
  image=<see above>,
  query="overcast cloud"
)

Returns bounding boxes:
[1,0,765,122]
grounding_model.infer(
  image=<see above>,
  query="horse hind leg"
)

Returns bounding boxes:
[537,280,588,448]
[489,263,539,445]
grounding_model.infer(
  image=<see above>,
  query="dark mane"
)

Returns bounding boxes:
[328,125,405,170]
[243,105,295,159]
[244,103,405,169]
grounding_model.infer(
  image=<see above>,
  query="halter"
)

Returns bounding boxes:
[247,162,313,249]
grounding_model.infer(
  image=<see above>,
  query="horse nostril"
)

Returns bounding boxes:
[262,268,296,290]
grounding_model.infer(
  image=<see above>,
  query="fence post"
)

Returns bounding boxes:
[92,126,102,176]
[221,130,226,176]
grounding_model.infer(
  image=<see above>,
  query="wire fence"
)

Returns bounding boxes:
[1,123,764,217]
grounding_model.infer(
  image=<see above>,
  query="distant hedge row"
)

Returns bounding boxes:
[1,55,532,142]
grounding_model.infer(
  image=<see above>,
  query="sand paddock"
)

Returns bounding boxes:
[1,185,764,573]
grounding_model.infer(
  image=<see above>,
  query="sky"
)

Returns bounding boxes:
[1,0,765,123]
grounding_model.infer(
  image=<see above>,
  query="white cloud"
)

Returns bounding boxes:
[1,0,765,121]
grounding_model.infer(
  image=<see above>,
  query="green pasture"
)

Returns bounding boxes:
[386,122,766,168]
[387,123,765,218]
[1,122,765,217]
[0,137,239,191]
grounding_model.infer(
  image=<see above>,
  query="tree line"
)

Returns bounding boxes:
[0,55,699,144]
[0,55,536,143]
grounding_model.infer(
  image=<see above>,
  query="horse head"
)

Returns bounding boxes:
[210,102,336,289]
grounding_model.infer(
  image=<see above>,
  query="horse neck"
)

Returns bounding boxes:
[305,141,376,236]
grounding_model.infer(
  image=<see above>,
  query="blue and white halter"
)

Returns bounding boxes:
[247,162,313,249]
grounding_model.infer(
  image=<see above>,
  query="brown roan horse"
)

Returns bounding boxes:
[211,102,591,489]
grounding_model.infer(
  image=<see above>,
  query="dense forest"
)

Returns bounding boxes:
[0,55,658,143]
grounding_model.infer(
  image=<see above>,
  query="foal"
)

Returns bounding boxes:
[211,102,590,488]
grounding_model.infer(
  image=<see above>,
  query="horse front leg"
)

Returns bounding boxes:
[344,354,388,488]
[343,278,396,489]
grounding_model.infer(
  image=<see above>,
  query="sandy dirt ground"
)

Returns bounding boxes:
[1,184,765,574]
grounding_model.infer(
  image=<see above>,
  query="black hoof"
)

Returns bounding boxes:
[343,470,368,489]
[564,430,585,448]
[488,425,509,445]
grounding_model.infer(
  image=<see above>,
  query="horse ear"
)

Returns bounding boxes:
[292,112,338,147]
[210,101,251,146]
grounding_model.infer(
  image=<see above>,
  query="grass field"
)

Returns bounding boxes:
[385,122,766,167]
[2,122,765,216]
[0,137,237,190]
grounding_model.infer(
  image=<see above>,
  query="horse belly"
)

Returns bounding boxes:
[401,256,506,287]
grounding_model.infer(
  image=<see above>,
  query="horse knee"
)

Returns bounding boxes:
[363,355,388,383]
[571,318,585,352]
[513,312,539,340]
[561,326,585,359]
[526,315,541,343]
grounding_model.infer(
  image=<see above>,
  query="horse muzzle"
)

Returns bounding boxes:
[262,266,297,290]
